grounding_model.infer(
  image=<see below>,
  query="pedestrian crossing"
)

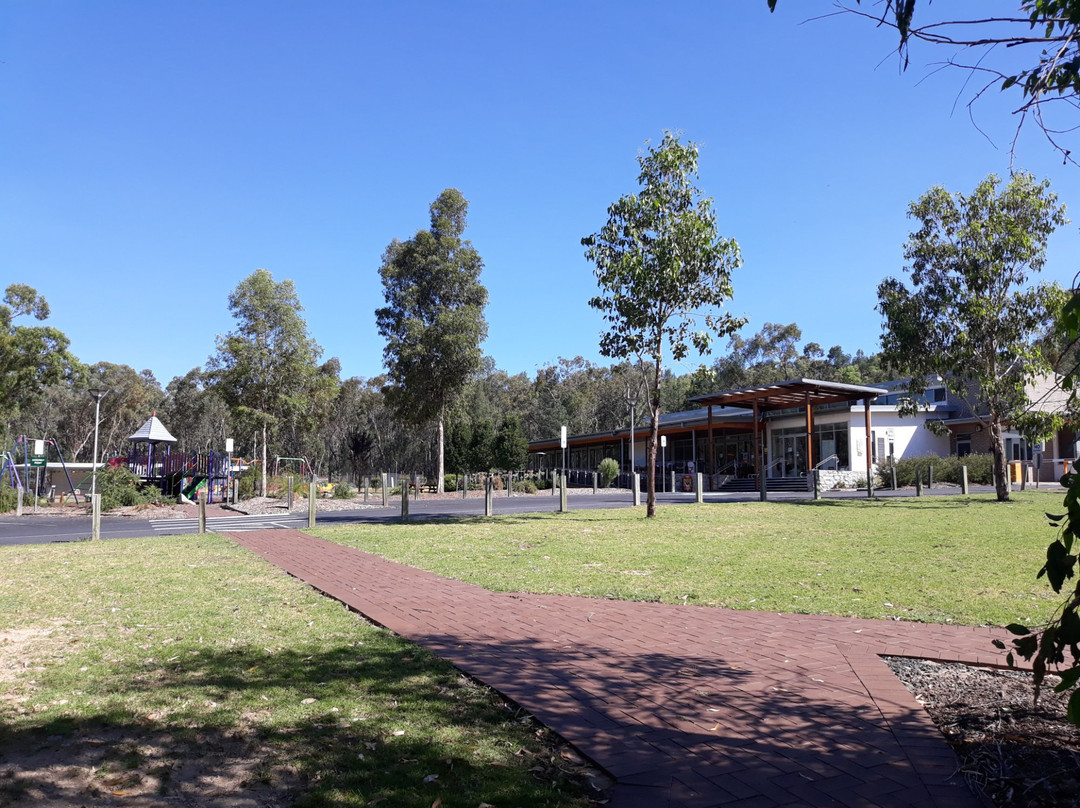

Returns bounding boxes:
[149,512,308,534]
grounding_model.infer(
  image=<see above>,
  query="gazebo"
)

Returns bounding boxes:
[127,413,178,483]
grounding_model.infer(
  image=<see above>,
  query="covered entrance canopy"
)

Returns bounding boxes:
[689,379,887,499]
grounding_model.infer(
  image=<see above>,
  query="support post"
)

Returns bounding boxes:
[308,480,316,528]
[363,476,370,503]
[485,475,494,516]
[961,465,969,495]
[593,472,598,494]
[632,472,641,507]
[91,492,101,540]
[198,492,207,534]
[707,405,715,492]
[863,397,874,498]
[401,476,409,521]
[381,473,388,507]
[695,472,704,504]
[286,476,294,510]
[559,472,568,512]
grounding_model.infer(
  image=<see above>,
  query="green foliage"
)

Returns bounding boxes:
[597,457,620,488]
[96,465,163,512]
[332,482,353,499]
[493,415,529,471]
[878,453,994,487]
[467,420,494,473]
[512,479,537,494]
[582,132,745,516]
[376,189,489,490]
[443,473,458,491]
[878,173,1066,501]
[0,284,80,429]
[0,486,19,513]
[237,467,256,500]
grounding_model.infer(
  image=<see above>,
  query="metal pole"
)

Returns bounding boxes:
[88,389,108,499]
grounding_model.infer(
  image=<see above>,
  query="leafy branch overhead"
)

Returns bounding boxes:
[768,0,1080,164]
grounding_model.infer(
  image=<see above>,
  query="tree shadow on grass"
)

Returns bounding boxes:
[0,639,596,808]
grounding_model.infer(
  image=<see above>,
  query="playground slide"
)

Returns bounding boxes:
[182,476,207,500]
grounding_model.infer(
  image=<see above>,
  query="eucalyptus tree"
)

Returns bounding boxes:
[209,269,325,496]
[878,173,1067,502]
[376,188,488,492]
[583,133,745,517]
[0,284,79,442]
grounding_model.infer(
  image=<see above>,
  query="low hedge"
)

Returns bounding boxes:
[878,452,994,487]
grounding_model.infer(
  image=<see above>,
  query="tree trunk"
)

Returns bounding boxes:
[990,419,1010,502]
[437,416,445,494]
[261,424,268,499]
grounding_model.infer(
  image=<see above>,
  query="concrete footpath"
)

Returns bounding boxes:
[223,529,1007,808]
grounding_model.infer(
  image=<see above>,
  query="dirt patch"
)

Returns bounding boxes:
[887,657,1080,808]
[0,727,301,807]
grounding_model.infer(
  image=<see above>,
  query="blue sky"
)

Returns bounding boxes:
[4,1,1080,387]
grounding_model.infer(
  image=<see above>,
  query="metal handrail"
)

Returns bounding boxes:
[813,454,840,471]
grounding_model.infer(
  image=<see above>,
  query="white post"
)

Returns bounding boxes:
[91,493,101,540]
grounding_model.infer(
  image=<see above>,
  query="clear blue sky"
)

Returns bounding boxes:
[4,1,1080,387]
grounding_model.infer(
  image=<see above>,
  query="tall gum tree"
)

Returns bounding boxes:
[209,269,324,497]
[878,172,1067,502]
[583,133,746,517]
[376,189,488,493]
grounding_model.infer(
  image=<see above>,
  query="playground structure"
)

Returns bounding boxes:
[123,414,232,503]
[1,436,82,502]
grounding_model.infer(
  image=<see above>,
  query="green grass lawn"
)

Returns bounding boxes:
[313,491,1069,628]
[0,534,592,808]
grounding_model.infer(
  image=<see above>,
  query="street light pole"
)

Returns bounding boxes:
[88,388,109,499]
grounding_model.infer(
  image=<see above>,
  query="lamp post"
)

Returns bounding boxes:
[625,383,641,479]
[88,388,109,499]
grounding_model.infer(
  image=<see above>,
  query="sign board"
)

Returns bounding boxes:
[29,455,46,467]
[560,426,567,449]
[225,437,234,453]
[33,439,45,455]
[660,435,667,449]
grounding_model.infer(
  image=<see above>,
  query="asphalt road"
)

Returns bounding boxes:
[0,483,1026,546]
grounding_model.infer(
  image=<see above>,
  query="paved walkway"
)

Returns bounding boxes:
[223,530,1010,808]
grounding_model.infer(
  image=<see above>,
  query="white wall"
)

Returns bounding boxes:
[849,409,951,461]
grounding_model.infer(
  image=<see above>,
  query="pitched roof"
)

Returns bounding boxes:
[128,414,178,443]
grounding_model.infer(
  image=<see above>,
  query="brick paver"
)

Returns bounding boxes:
[223,530,1008,808]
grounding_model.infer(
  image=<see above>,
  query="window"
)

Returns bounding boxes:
[956,434,972,457]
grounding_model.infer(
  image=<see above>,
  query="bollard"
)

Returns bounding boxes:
[308,480,316,528]
[813,469,821,500]
[632,473,641,507]
[915,469,923,496]
[508,471,513,498]
[198,493,207,534]
[672,470,677,496]
[463,473,468,499]
[413,473,420,499]
[890,455,897,490]
[485,476,494,516]
[695,473,704,504]
[593,471,598,495]
[15,485,23,517]
[961,465,969,495]
[759,471,767,502]
[551,471,556,496]
[363,476,370,503]
[91,493,101,540]
[401,477,410,521]
[559,473,568,512]
[928,464,933,489]
[1021,462,1027,491]
[381,473,389,507]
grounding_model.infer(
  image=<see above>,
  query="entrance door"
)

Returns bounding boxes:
[780,434,806,478]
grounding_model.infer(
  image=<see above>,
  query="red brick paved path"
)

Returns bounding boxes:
[224,530,1009,808]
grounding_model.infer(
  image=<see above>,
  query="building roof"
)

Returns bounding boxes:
[689,378,888,411]
[128,414,178,444]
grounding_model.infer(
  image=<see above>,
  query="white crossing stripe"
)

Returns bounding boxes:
[149,513,307,533]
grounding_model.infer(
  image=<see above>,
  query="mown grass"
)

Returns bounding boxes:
[0,534,591,807]
[313,491,1069,628]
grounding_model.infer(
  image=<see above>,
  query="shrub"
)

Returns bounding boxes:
[444,473,458,491]
[878,452,995,487]
[237,468,256,500]
[512,479,537,494]
[534,478,552,490]
[96,465,164,511]
[598,457,620,488]
[333,482,353,499]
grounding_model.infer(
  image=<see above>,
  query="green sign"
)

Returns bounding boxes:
[29,455,46,467]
